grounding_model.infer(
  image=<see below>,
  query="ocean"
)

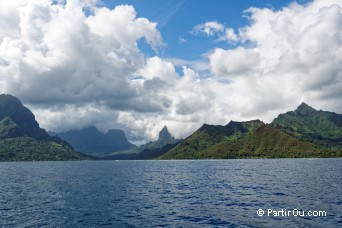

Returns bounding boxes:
[0,159,341,227]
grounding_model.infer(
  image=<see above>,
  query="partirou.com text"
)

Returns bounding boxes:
[257,208,327,217]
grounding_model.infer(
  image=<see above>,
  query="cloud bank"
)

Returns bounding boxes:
[0,0,341,143]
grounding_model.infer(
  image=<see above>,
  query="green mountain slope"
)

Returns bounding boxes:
[160,120,263,159]
[0,137,86,161]
[201,125,340,159]
[271,102,342,148]
[160,103,342,160]
[0,95,52,141]
[0,94,89,161]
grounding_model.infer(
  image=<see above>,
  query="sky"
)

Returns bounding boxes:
[0,0,341,144]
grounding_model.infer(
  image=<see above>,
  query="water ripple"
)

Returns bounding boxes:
[0,159,341,227]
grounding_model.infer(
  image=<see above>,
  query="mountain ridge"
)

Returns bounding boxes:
[160,120,264,159]
[1,93,341,160]
[0,94,89,161]
[271,102,342,148]
[49,126,136,155]
[0,94,53,141]
[160,103,342,159]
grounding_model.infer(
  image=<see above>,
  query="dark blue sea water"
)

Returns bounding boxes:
[0,159,341,227]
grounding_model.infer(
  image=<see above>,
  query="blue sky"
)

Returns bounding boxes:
[103,0,312,60]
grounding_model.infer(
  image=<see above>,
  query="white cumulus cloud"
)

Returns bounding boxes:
[192,21,224,36]
[192,21,239,43]
[0,0,341,143]
[209,0,342,118]
[0,1,163,106]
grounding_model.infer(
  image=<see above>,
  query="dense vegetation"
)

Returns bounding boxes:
[199,125,340,159]
[1,93,341,161]
[0,137,86,161]
[271,102,342,149]
[160,120,263,159]
[160,104,342,159]
[0,94,89,161]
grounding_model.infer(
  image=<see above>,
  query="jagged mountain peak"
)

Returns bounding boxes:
[153,125,178,146]
[296,102,316,111]
[158,125,173,141]
[271,102,342,148]
[160,125,169,132]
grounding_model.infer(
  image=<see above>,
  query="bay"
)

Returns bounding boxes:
[0,158,341,227]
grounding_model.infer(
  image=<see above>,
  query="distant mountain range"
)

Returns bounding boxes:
[160,103,342,159]
[49,126,135,155]
[49,125,180,159]
[0,94,89,161]
[103,126,181,160]
[0,93,341,161]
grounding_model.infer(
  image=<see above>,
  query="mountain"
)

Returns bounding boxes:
[104,125,180,159]
[147,125,178,149]
[160,104,342,159]
[50,126,136,155]
[0,94,52,141]
[197,125,327,159]
[0,94,88,161]
[160,120,263,159]
[2,95,340,161]
[271,102,342,149]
